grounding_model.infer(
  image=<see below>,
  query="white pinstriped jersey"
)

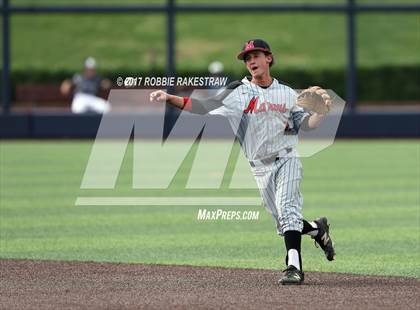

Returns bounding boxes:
[207,77,309,161]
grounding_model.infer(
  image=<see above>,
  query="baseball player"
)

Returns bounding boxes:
[61,57,111,114]
[150,39,335,285]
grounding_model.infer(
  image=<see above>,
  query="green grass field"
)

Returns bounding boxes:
[0,140,419,278]
[10,0,420,72]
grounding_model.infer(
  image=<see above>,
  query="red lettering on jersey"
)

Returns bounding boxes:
[244,96,258,113]
[254,103,267,113]
[244,99,287,114]
[269,103,287,113]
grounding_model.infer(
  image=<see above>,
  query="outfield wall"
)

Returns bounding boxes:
[0,113,419,138]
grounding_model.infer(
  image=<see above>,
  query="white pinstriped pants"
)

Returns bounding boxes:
[251,156,304,235]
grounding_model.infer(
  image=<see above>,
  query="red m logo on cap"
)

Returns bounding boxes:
[246,40,254,50]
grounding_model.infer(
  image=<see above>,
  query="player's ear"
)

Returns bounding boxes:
[266,54,273,66]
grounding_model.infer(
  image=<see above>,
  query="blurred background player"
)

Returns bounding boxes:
[60,57,111,114]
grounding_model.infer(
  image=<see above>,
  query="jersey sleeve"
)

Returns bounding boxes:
[208,87,239,117]
[181,80,242,115]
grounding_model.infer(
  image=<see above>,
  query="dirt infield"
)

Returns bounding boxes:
[1,260,419,309]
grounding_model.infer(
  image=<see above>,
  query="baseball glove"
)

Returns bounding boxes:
[297,86,331,114]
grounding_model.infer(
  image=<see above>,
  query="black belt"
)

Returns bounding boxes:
[249,148,293,167]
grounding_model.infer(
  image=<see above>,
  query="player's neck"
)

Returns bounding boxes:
[251,72,273,88]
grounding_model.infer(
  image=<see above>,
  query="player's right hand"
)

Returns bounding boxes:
[60,80,73,96]
[149,90,169,103]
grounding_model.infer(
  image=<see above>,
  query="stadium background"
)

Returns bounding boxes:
[0,1,419,308]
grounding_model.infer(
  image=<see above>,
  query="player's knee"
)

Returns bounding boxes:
[278,214,303,234]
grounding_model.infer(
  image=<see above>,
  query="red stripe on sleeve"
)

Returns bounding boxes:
[182,96,192,111]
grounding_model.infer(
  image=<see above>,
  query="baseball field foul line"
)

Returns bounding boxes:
[75,197,262,206]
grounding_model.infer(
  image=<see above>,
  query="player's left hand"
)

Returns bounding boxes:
[297,86,332,115]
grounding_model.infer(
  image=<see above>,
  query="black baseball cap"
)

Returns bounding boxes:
[237,39,272,60]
